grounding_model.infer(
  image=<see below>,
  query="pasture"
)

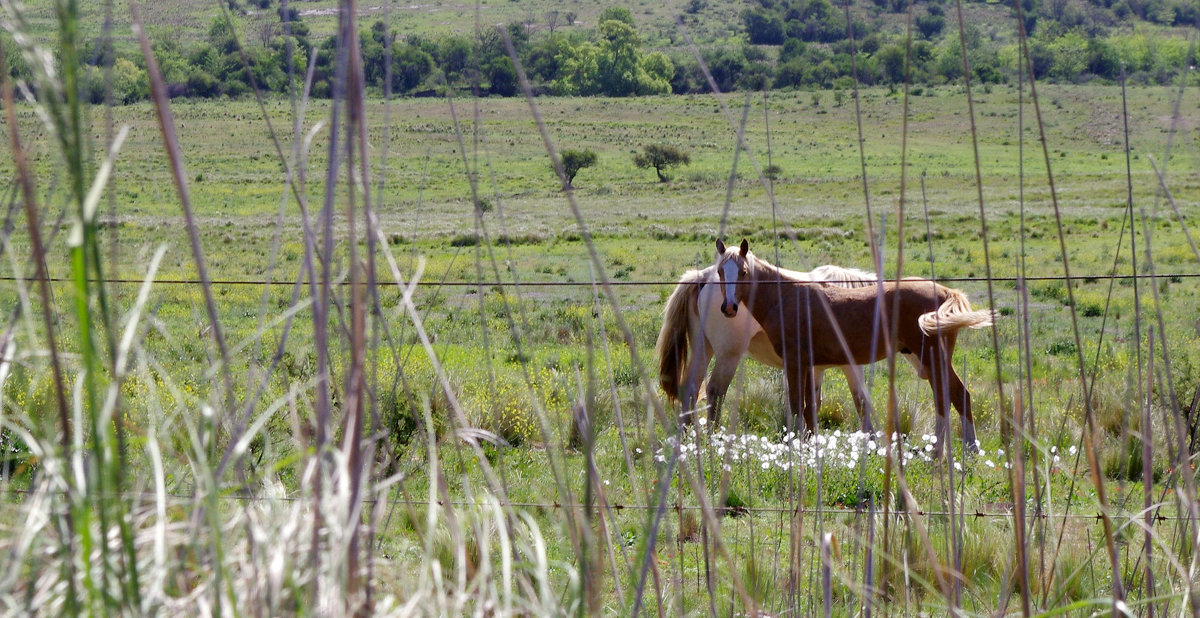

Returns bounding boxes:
[2,23,1200,614]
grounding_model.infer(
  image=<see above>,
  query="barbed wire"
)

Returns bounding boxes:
[0,485,1192,523]
[0,272,1198,288]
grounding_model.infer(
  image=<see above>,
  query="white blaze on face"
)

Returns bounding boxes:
[720,256,740,313]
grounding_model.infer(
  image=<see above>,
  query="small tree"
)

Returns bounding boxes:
[634,144,690,182]
[557,148,598,187]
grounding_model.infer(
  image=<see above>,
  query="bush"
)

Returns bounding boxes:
[633,144,690,182]
[187,69,221,97]
[111,57,149,104]
[743,9,785,45]
[222,78,248,97]
[486,57,518,96]
[916,11,945,39]
[557,148,598,187]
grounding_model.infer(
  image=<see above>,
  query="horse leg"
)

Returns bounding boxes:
[812,366,826,413]
[680,339,713,424]
[945,365,978,452]
[838,364,875,434]
[930,366,977,454]
[705,352,741,429]
[930,366,950,458]
[939,332,978,451]
[784,363,806,437]
[802,368,820,435]
[786,366,819,436]
[927,335,978,455]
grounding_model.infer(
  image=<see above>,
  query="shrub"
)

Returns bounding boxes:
[633,144,690,182]
[187,69,221,97]
[111,57,149,104]
[556,148,598,187]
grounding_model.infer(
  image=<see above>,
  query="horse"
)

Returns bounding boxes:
[711,238,994,451]
[656,248,916,432]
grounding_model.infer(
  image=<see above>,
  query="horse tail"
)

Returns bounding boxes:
[918,287,996,336]
[657,269,704,401]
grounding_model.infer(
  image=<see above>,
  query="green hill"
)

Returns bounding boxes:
[3,0,1196,104]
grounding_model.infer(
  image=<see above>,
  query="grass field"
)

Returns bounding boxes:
[10,0,748,55]
[3,3,1200,614]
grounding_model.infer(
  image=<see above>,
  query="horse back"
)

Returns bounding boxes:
[764,280,946,366]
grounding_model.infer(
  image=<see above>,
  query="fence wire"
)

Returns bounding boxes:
[1,272,1198,287]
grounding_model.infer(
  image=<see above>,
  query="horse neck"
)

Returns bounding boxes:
[739,256,792,322]
[748,254,790,283]
[746,255,791,296]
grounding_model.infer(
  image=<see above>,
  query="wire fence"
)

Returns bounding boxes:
[2,272,1198,287]
[0,486,1188,523]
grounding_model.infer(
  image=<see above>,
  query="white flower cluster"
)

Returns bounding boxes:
[655,428,1013,474]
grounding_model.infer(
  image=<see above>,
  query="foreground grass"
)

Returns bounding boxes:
[1,6,1199,609]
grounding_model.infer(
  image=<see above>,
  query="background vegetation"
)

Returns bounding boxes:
[6,0,1199,106]
[2,0,1200,615]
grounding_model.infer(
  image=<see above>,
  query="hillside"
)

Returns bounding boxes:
[4,0,1196,106]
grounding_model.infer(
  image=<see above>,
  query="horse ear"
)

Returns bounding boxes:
[739,238,749,256]
[716,238,726,255]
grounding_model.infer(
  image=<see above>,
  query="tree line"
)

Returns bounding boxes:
[3,0,1195,106]
[741,0,1197,88]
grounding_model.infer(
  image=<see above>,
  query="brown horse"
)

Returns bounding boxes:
[714,238,995,450]
[656,260,895,432]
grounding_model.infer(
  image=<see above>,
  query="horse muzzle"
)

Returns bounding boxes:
[720,301,738,317]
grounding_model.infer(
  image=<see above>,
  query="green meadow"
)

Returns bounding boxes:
[4,61,1200,614]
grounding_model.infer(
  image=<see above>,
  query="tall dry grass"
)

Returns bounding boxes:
[0,0,578,614]
[0,0,1199,616]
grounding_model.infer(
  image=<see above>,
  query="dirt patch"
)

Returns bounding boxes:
[1083,104,1122,147]
[300,5,389,17]
[299,4,490,17]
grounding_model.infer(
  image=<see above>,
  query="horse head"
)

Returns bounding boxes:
[714,238,752,318]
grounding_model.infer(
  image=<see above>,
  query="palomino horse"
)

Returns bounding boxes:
[712,238,994,450]
[657,250,916,431]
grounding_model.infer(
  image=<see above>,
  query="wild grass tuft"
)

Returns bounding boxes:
[2,0,1200,614]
